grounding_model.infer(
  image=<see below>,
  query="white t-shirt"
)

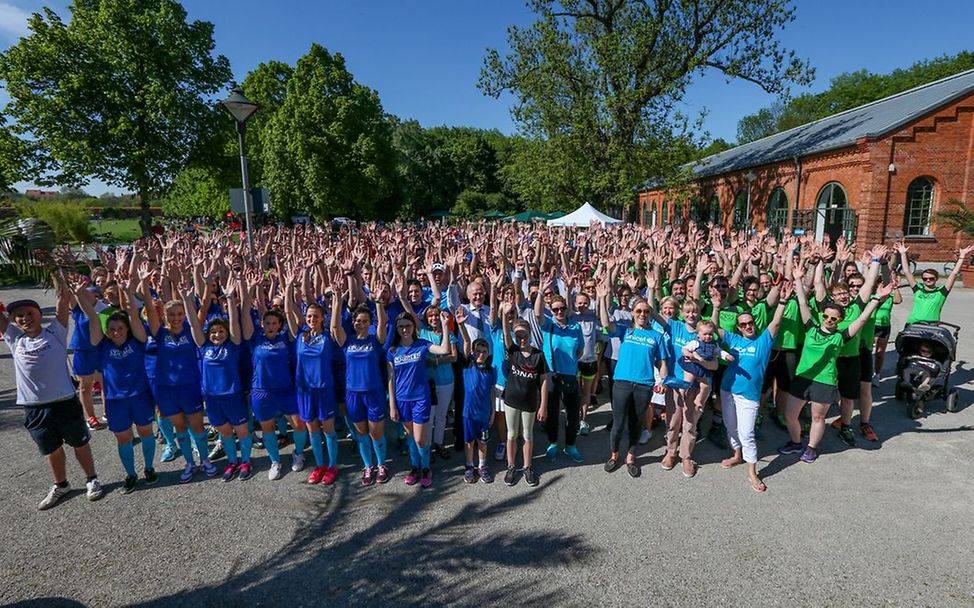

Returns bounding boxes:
[3,320,77,405]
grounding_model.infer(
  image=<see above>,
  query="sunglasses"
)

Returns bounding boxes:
[551,306,566,313]
[848,283,863,289]
[633,309,650,315]
[922,276,937,281]
[823,314,842,322]
[737,320,755,327]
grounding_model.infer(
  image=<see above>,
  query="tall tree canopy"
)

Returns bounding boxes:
[480,0,812,213]
[0,0,232,233]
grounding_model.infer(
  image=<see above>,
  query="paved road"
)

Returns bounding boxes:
[1,284,972,607]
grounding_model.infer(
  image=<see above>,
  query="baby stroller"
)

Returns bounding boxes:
[893,322,960,419]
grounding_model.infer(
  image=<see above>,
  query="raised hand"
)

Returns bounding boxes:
[454,306,469,325]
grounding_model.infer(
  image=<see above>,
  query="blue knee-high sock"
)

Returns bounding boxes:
[420,444,431,469]
[356,433,375,468]
[117,441,136,477]
[264,430,280,463]
[191,431,209,463]
[325,431,338,468]
[293,429,308,456]
[157,416,176,447]
[372,435,387,466]
[221,436,238,465]
[176,431,195,466]
[276,414,288,437]
[239,435,253,464]
[406,435,421,468]
[140,435,156,470]
[309,430,324,467]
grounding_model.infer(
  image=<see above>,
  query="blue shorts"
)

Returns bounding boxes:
[396,399,431,425]
[346,390,386,424]
[105,392,155,433]
[155,383,204,417]
[71,348,100,376]
[463,417,490,443]
[251,388,297,422]
[296,386,337,423]
[204,393,248,427]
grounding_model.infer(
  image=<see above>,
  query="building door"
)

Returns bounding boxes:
[814,182,848,244]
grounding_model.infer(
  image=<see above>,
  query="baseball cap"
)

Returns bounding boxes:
[6,299,42,315]
[431,263,445,272]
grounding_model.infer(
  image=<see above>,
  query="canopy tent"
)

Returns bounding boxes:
[482,210,507,218]
[505,209,549,222]
[546,202,622,226]
[545,211,566,220]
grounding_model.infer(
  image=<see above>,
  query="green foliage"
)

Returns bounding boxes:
[161,166,230,219]
[450,189,514,218]
[0,0,232,232]
[262,44,396,220]
[89,218,144,243]
[934,199,974,238]
[480,0,812,210]
[737,51,974,143]
[15,200,91,243]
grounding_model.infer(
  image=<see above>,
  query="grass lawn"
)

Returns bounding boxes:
[89,218,143,243]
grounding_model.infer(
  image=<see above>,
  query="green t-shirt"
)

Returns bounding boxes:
[837,299,863,358]
[874,296,894,328]
[906,285,948,324]
[859,304,879,350]
[795,322,847,386]
[773,297,804,350]
[749,300,770,334]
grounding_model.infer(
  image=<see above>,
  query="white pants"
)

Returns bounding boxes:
[720,390,759,464]
[428,381,454,446]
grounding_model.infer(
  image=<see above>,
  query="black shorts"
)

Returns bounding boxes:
[577,361,598,380]
[764,348,798,393]
[836,355,861,400]
[858,348,874,382]
[874,325,891,341]
[790,376,839,405]
[24,396,91,456]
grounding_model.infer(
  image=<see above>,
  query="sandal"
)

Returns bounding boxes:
[626,462,641,478]
[751,479,767,492]
[603,456,619,473]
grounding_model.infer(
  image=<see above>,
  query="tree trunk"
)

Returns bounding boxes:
[138,186,151,237]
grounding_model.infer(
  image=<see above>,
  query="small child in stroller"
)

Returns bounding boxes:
[900,341,943,399]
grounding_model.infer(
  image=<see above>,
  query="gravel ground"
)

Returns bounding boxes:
[1,284,973,608]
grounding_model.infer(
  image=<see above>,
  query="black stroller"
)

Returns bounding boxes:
[893,322,960,418]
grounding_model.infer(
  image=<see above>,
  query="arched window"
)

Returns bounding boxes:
[661,201,668,226]
[709,194,722,226]
[673,200,683,225]
[904,177,934,236]
[732,191,748,230]
[690,196,707,224]
[816,182,847,208]
[768,188,788,219]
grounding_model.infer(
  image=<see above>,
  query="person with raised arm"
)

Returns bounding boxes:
[894,242,974,324]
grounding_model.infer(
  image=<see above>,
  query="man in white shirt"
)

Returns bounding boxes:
[1,274,103,510]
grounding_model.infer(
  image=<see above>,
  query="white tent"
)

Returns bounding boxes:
[546,202,623,226]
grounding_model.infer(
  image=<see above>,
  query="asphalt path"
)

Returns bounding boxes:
[1,284,972,607]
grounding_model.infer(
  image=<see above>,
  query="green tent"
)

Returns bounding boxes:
[545,211,566,220]
[482,210,506,218]
[505,209,549,222]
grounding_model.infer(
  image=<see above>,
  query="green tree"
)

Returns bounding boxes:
[0,0,232,234]
[160,166,232,219]
[263,44,396,220]
[480,0,812,213]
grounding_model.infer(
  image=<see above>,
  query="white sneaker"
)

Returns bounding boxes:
[268,461,282,481]
[291,453,305,472]
[85,478,104,501]
[38,484,70,510]
[638,429,652,445]
[493,443,506,462]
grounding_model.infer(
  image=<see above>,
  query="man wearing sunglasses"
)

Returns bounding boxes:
[895,242,974,324]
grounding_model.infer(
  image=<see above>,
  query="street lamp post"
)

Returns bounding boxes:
[744,170,757,234]
[219,88,259,260]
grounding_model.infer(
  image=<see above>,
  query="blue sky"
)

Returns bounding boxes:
[2,0,974,194]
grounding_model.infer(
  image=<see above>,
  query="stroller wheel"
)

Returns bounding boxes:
[946,389,959,413]
[907,399,924,420]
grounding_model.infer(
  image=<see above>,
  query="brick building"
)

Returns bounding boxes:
[637,69,974,261]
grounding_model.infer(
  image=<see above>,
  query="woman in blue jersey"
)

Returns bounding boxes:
[597,283,669,478]
[241,284,302,482]
[182,279,254,482]
[143,284,214,484]
[284,278,343,486]
[387,308,454,487]
[76,279,155,494]
[333,295,388,486]
[69,286,106,430]
[418,304,457,461]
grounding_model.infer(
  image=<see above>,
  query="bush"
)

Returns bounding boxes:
[15,200,92,243]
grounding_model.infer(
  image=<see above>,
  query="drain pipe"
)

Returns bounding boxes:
[788,156,801,233]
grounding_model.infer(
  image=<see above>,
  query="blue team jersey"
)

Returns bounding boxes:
[154,323,200,387]
[418,327,455,386]
[343,335,384,393]
[463,362,497,422]
[295,329,335,389]
[608,323,665,385]
[387,339,433,402]
[540,318,583,375]
[665,321,697,380]
[200,341,242,396]
[143,322,157,380]
[70,306,95,352]
[720,330,775,401]
[98,337,150,399]
[249,331,294,391]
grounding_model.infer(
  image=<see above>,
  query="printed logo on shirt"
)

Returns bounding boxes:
[205,346,229,361]
[164,334,192,347]
[394,351,424,366]
[16,340,52,360]
[511,365,538,380]
[109,344,136,359]
[346,342,373,354]
[258,340,288,351]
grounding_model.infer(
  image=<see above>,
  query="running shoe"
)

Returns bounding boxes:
[479,465,494,484]
[85,478,103,501]
[86,415,106,431]
[504,466,518,486]
[38,484,69,510]
[121,475,138,495]
[860,423,879,442]
[837,424,856,447]
[376,465,390,484]
[545,443,558,461]
[404,467,420,486]
[222,464,239,482]
[291,453,305,473]
[307,465,326,484]
[563,445,584,464]
[494,443,506,462]
[579,420,591,435]
[523,467,539,487]
[463,466,477,484]
[178,463,195,484]
[143,468,158,485]
[777,441,803,455]
[800,446,818,463]
[638,429,651,445]
[420,468,433,488]
[200,459,218,477]
[237,462,253,481]
[267,461,282,481]
[320,466,337,485]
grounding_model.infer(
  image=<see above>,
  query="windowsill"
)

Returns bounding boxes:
[904,235,936,241]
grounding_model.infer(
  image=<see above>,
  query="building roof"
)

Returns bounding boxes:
[650,68,974,187]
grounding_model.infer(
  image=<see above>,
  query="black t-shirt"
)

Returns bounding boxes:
[503,344,549,412]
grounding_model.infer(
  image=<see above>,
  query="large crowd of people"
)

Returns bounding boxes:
[2,220,971,509]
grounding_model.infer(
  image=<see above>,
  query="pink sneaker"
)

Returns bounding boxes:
[307,466,327,484]
[361,467,375,486]
[321,466,338,485]
[420,468,433,488]
[404,467,420,486]
[376,465,390,484]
